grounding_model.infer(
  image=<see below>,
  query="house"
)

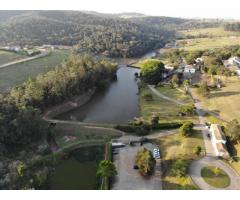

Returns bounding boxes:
[228,56,240,67]
[184,65,196,74]
[210,124,230,159]
[164,65,174,70]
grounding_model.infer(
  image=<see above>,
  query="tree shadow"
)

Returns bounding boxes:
[210,91,240,98]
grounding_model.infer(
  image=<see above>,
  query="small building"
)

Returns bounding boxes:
[210,124,230,159]
[228,56,240,67]
[184,65,196,74]
[164,65,174,71]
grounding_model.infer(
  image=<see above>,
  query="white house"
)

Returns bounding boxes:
[184,65,196,74]
[164,65,174,70]
[210,124,230,159]
[228,56,240,67]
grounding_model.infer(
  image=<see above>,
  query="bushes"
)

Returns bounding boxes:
[193,146,202,156]
[197,81,210,97]
[170,159,189,177]
[115,121,183,135]
[179,121,194,137]
[135,148,156,176]
[179,104,196,116]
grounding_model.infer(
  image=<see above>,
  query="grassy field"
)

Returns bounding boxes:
[201,166,231,188]
[154,130,205,189]
[140,85,198,123]
[54,123,120,149]
[192,77,240,122]
[0,50,27,65]
[176,36,240,51]
[179,27,240,38]
[0,50,71,93]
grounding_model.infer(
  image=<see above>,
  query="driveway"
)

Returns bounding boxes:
[188,87,240,190]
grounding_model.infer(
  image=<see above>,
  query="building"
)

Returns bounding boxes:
[184,65,196,74]
[228,56,240,67]
[210,124,230,159]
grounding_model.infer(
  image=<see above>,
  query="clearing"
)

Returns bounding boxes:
[0,50,71,93]
[0,50,27,65]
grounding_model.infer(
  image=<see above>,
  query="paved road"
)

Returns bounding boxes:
[148,85,186,105]
[0,51,49,69]
[188,87,240,190]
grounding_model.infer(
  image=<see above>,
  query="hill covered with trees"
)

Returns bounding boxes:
[0,11,221,58]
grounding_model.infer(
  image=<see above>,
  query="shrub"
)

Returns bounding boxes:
[135,148,156,176]
[193,145,202,156]
[170,159,189,177]
[151,115,159,128]
[154,122,183,130]
[142,93,153,101]
[179,121,194,137]
[179,104,196,116]
[197,81,210,97]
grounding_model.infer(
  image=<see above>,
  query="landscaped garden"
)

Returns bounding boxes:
[201,166,231,188]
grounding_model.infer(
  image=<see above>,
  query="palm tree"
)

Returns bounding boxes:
[97,160,117,187]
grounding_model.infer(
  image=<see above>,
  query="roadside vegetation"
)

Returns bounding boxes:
[0,50,27,65]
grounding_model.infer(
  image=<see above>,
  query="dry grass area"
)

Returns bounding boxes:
[192,77,240,121]
[154,130,205,189]
[140,85,198,123]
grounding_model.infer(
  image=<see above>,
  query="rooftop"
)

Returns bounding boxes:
[211,124,226,141]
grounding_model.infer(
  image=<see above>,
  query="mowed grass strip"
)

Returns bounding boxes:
[154,130,205,189]
[201,166,231,188]
[0,50,71,93]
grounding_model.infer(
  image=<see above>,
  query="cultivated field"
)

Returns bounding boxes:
[0,50,71,93]
[0,50,27,65]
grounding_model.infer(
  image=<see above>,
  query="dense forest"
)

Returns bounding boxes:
[0,54,117,145]
[0,11,221,58]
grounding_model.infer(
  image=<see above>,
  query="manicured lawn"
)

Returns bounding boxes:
[201,166,231,188]
[192,77,240,121]
[154,130,205,189]
[0,50,71,93]
[176,36,240,51]
[179,27,240,38]
[0,50,26,65]
[140,85,198,123]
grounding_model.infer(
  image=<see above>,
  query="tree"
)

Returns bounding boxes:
[141,59,165,85]
[225,119,240,142]
[171,74,180,87]
[179,121,194,137]
[193,146,202,156]
[151,115,159,128]
[135,148,156,176]
[97,160,117,180]
[180,104,196,116]
[213,167,221,176]
[171,159,188,177]
[198,81,210,97]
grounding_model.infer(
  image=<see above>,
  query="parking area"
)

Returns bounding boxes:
[111,136,162,190]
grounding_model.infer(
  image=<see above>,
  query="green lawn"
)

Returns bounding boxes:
[140,85,198,123]
[192,77,240,122]
[0,50,71,93]
[154,130,205,189]
[201,166,231,188]
[0,50,27,65]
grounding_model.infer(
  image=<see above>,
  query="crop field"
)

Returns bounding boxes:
[0,50,71,93]
[0,50,27,65]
